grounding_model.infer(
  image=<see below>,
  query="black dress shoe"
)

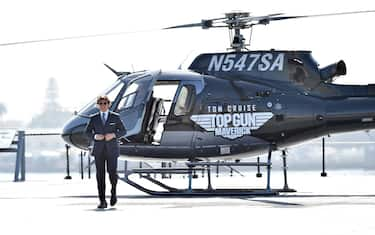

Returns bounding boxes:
[110,194,117,206]
[97,200,107,209]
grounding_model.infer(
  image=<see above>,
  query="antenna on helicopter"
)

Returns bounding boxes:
[164,10,375,52]
[104,64,131,77]
[177,50,195,70]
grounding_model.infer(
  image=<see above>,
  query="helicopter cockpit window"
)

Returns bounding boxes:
[78,80,124,115]
[174,85,194,116]
[118,83,139,110]
[106,82,124,104]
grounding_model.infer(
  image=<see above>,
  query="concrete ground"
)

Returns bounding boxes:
[1,170,375,235]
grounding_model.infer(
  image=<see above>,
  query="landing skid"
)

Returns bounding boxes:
[119,147,296,197]
[120,174,295,197]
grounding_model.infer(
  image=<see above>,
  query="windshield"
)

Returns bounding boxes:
[117,82,139,110]
[78,80,124,116]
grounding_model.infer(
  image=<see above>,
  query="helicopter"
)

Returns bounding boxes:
[59,10,375,196]
[5,10,375,196]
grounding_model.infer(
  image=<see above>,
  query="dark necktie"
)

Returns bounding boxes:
[101,112,106,125]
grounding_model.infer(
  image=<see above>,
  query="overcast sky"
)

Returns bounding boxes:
[1,0,375,123]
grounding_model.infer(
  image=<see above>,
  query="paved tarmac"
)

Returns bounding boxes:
[0,170,374,235]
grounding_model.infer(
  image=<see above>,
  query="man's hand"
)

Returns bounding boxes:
[105,133,116,141]
[94,134,105,141]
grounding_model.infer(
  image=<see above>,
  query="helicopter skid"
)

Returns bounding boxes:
[120,174,295,196]
[119,157,296,197]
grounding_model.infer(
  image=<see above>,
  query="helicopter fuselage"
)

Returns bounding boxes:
[61,50,375,161]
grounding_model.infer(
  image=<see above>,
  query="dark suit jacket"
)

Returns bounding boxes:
[85,111,126,157]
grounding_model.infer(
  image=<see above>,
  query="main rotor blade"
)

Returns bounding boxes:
[164,17,227,29]
[164,22,204,29]
[0,29,158,47]
[236,13,284,22]
[268,10,375,22]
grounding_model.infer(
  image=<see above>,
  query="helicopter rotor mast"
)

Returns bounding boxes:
[225,12,252,52]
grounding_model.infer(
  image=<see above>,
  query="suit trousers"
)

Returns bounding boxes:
[94,144,118,201]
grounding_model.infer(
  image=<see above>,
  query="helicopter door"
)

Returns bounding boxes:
[158,83,197,147]
[116,75,156,141]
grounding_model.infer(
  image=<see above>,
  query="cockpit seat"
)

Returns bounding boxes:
[144,98,165,143]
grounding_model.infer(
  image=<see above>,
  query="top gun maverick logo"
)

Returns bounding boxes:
[191,104,274,139]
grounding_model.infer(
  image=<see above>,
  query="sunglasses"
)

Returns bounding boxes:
[98,102,108,105]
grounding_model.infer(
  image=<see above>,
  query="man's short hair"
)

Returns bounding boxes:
[96,95,111,104]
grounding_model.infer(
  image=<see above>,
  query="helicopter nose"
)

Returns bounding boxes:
[61,115,90,149]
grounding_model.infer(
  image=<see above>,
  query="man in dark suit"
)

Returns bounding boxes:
[85,95,126,209]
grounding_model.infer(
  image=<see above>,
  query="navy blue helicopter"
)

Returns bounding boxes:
[62,11,375,161]
[59,10,375,196]
[6,10,375,195]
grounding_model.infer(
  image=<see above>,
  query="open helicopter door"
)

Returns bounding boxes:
[116,74,157,142]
